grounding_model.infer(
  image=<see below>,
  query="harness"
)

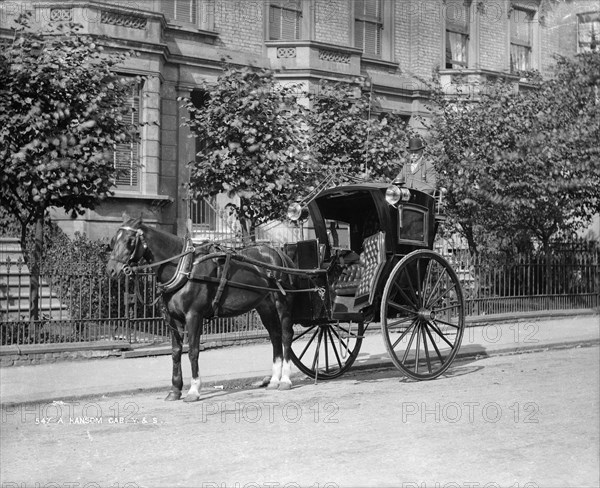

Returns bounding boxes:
[116,226,328,317]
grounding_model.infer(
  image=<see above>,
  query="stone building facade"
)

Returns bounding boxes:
[1,0,597,240]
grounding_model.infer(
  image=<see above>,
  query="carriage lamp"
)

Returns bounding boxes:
[287,202,308,221]
[385,185,411,206]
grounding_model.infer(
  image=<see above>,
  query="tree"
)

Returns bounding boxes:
[427,52,600,255]
[307,78,412,184]
[183,64,312,242]
[0,15,139,320]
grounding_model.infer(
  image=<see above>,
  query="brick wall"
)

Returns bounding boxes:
[479,2,508,71]
[213,0,265,55]
[315,0,351,46]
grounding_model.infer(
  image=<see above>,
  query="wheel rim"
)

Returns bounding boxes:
[381,250,465,380]
[290,322,364,379]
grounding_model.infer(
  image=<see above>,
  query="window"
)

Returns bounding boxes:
[445,1,470,68]
[354,0,383,57]
[578,12,600,52]
[510,7,534,72]
[190,196,217,230]
[399,208,427,244]
[114,80,141,190]
[269,0,301,40]
[161,0,197,24]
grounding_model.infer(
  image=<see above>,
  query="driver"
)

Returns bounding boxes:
[393,137,437,194]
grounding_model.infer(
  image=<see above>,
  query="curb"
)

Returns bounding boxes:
[122,310,599,359]
[2,336,598,408]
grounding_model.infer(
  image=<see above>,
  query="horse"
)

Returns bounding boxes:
[106,216,296,402]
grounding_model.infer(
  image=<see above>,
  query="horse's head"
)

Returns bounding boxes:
[106,217,149,278]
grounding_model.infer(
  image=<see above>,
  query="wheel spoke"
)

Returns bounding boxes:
[326,327,343,371]
[425,266,446,309]
[328,325,353,355]
[432,304,461,314]
[427,320,455,349]
[422,259,434,297]
[334,324,361,338]
[414,322,422,374]
[433,317,461,329]
[298,326,319,361]
[392,281,418,310]
[293,324,318,343]
[424,323,445,363]
[416,258,424,304]
[311,328,324,371]
[388,299,419,316]
[386,315,415,330]
[323,327,330,372]
[391,319,417,349]
[401,321,419,364]
[402,267,420,307]
[426,282,457,309]
[421,323,432,373]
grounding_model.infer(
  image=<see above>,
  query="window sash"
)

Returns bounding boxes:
[161,0,197,24]
[354,0,382,56]
[511,7,533,44]
[114,82,141,189]
[269,2,301,40]
[355,0,381,20]
[510,43,531,72]
[578,13,600,52]
[446,31,469,68]
[445,1,470,68]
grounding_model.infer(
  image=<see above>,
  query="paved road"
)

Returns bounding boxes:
[1,345,598,488]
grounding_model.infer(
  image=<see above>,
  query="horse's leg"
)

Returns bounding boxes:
[183,313,203,402]
[256,299,284,390]
[277,294,294,391]
[165,321,184,401]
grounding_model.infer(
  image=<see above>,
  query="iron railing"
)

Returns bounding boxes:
[1,243,598,347]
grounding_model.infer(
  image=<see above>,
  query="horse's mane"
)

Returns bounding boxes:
[125,217,184,255]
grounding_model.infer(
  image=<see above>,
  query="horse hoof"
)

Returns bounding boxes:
[266,382,280,390]
[183,394,200,403]
[259,376,272,388]
[165,391,181,401]
[278,382,292,391]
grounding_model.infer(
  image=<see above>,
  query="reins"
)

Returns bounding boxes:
[116,226,330,309]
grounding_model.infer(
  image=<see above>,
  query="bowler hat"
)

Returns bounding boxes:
[407,137,425,152]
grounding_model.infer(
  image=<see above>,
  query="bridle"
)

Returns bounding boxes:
[115,225,151,276]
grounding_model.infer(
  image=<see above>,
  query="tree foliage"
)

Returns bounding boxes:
[0,15,139,241]
[0,14,140,321]
[307,79,412,183]
[183,64,312,240]
[184,70,412,241]
[427,52,600,254]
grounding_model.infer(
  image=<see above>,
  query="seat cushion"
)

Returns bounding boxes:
[332,263,364,296]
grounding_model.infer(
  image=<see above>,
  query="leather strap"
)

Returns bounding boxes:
[211,251,232,317]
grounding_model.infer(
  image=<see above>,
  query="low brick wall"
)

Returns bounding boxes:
[0,342,131,367]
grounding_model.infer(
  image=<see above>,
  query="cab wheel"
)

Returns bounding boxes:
[290,321,364,380]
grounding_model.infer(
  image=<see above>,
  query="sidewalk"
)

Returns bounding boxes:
[1,314,598,405]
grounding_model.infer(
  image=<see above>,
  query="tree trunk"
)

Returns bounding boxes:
[542,238,552,297]
[461,222,478,255]
[29,215,43,330]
